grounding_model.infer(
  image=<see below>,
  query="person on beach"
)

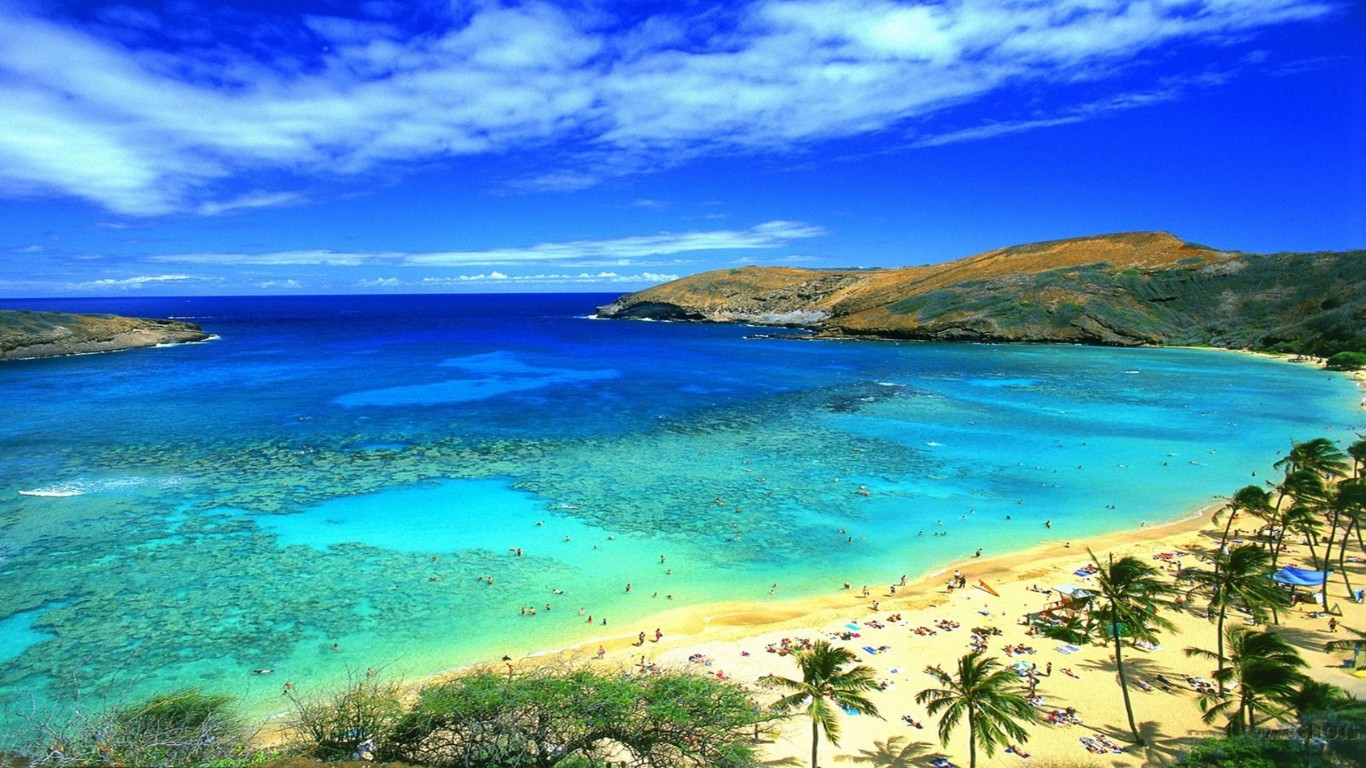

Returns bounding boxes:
[638,631,647,646]
[597,645,606,659]
[655,628,663,642]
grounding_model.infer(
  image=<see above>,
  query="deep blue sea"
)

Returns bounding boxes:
[0,293,1361,730]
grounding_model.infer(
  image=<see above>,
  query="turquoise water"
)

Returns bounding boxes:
[0,294,1360,733]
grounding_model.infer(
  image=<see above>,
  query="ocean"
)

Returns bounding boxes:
[0,293,1360,730]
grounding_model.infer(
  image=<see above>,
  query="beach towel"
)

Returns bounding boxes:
[863,646,879,655]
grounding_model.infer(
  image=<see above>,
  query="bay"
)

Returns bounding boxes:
[0,293,1360,729]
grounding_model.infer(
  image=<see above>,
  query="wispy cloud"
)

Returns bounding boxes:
[149,220,825,268]
[419,271,681,285]
[196,191,308,217]
[77,274,203,290]
[0,0,1338,215]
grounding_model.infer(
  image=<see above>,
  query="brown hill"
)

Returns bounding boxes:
[0,310,210,360]
[597,231,1365,353]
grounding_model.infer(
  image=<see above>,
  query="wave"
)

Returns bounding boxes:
[17,476,171,498]
[155,334,220,348]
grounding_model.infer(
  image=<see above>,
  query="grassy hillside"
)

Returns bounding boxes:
[597,233,1366,355]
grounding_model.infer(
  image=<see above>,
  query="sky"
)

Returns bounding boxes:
[0,0,1362,297]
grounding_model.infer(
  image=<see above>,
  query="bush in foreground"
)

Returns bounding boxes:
[4,689,254,767]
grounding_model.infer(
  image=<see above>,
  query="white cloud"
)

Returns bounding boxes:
[149,220,825,268]
[0,0,1338,214]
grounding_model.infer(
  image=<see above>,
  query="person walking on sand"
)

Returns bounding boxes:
[597,645,606,660]
[638,631,647,646]
[655,628,663,642]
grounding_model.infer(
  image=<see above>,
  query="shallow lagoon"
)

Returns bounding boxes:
[0,294,1360,728]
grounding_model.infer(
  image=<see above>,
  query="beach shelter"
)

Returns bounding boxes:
[1273,566,1329,586]
[1274,566,1330,606]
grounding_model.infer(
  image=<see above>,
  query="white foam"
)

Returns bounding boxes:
[19,483,85,497]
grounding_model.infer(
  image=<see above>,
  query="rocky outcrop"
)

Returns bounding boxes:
[0,310,211,361]
[598,232,1366,356]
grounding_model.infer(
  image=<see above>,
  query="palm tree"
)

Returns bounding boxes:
[915,651,1034,768]
[1087,549,1178,745]
[1274,437,1349,481]
[1186,625,1307,734]
[1185,544,1287,692]
[762,639,882,768]
[1214,484,1272,552]
[1326,480,1366,599]
[1270,470,1329,569]
[1288,679,1356,724]
[1348,436,1366,480]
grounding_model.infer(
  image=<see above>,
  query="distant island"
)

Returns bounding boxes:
[0,310,210,361]
[598,231,1366,357]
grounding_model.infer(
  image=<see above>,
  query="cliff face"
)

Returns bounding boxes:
[0,310,211,360]
[597,232,1366,355]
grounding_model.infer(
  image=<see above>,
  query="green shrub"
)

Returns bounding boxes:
[1172,734,1333,767]
[1326,351,1366,371]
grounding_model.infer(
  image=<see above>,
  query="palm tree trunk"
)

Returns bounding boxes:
[1113,621,1142,744]
[1214,604,1227,696]
[1337,526,1355,600]
[1217,506,1239,552]
[1321,510,1340,574]
[967,709,977,768]
[1263,529,1286,625]
[810,719,819,768]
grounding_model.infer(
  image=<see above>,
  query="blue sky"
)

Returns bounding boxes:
[0,0,1362,297]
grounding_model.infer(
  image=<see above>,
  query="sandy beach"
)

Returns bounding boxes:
[514,501,1366,768]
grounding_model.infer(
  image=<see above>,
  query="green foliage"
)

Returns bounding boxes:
[1172,734,1334,767]
[388,666,769,768]
[1326,351,1366,370]
[1039,621,1088,645]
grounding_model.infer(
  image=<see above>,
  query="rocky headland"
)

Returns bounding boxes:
[597,231,1366,356]
[0,310,210,361]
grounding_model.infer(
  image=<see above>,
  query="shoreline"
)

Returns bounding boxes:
[254,501,1222,743]
[543,501,1218,665]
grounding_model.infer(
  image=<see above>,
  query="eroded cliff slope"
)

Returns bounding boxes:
[0,310,211,360]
